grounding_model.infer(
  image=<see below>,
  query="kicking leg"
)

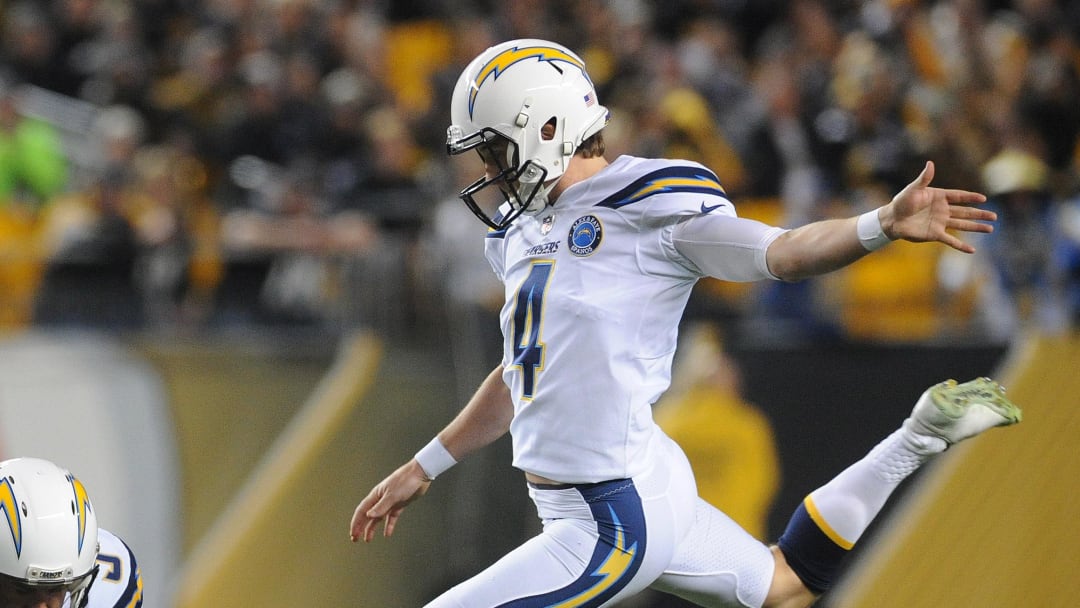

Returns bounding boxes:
[766,378,1022,606]
[650,498,777,608]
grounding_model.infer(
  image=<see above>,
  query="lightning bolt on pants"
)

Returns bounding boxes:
[425,430,776,608]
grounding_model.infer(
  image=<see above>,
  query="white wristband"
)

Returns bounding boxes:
[414,437,457,480]
[856,208,892,251]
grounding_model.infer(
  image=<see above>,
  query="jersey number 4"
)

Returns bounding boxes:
[511,261,554,399]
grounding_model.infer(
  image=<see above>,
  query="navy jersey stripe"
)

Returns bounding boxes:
[497,479,646,607]
[595,165,727,210]
[113,539,143,607]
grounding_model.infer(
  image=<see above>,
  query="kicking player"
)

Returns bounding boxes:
[350,39,1022,607]
[0,457,143,608]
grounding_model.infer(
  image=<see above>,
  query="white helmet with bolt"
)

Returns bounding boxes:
[0,457,99,608]
[447,39,610,229]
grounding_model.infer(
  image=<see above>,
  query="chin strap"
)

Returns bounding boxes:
[515,160,554,216]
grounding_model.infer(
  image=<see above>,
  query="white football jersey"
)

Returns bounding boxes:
[67,528,143,608]
[485,155,778,482]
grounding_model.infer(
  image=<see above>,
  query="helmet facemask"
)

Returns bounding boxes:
[447,126,551,230]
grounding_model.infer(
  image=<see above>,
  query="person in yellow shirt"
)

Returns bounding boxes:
[654,322,780,541]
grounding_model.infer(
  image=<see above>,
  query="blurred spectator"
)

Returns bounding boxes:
[1011,2,1080,182]
[0,77,70,328]
[1059,193,1080,326]
[0,78,69,207]
[0,0,1074,339]
[655,322,781,540]
[76,3,157,116]
[742,56,826,222]
[1,2,82,96]
[965,148,1073,337]
[32,170,141,329]
[30,103,146,330]
[317,66,375,210]
[127,144,223,330]
[217,50,290,172]
[217,154,378,329]
[334,105,431,334]
[92,103,145,181]
[149,25,243,165]
[642,322,781,607]
[278,51,328,161]
[348,104,428,237]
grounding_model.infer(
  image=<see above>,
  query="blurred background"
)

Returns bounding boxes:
[0,0,1077,606]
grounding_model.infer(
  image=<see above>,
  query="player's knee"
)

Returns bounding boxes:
[762,545,818,608]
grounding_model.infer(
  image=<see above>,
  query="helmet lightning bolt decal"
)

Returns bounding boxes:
[469,45,589,119]
[0,476,22,558]
[68,474,93,555]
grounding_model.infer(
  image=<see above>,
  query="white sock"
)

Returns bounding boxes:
[806,427,945,546]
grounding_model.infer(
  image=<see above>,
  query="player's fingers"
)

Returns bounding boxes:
[915,160,934,187]
[363,516,380,543]
[350,509,375,543]
[948,204,995,221]
[383,510,401,538]
[352,485,397,541]
[943,189,988,205]
[365,489,400,520]
[349,505,366,542]
[941,232,975,254]
[947,218,994,234]
[350,490,382,537]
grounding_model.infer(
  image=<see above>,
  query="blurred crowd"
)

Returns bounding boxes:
[0,0,1079,341]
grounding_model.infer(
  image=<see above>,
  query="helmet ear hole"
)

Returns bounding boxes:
[541,117,557,141]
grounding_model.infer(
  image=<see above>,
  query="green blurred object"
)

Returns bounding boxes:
[0,87,69,205]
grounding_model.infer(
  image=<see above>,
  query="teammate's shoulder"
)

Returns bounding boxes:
[96,528,132,553]
[91,528,143,608]
[593,156,728,211]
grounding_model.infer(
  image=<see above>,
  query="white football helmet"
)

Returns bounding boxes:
[0,458,99,608]
[447,39,610,229]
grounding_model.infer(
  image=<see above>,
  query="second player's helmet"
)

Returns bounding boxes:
[447,39,610,229]
[0,457,99,608]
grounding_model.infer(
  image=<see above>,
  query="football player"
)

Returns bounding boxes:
[0,458,143,608]
[351,39,1022,607]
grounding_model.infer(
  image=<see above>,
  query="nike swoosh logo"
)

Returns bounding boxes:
[700,201,727,214]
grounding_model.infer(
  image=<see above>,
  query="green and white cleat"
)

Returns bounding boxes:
[904,377,1023,445]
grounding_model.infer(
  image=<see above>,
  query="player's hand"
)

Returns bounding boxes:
[350,459,431,543]
[882,160,995,253]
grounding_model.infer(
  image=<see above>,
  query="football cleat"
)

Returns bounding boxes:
[904,377,1023,445]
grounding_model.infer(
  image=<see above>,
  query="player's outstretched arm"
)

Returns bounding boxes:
[350,365,514,544]
[879,160,993,253]
[766,161,993,281]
